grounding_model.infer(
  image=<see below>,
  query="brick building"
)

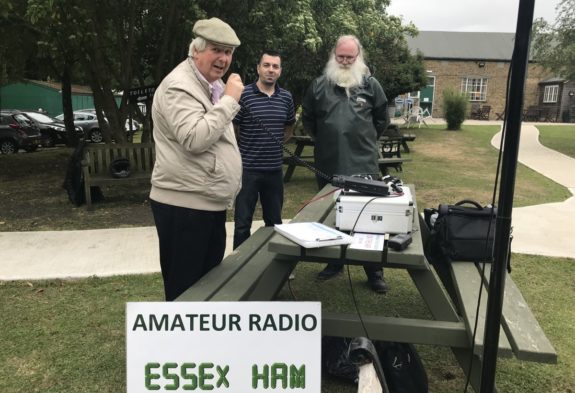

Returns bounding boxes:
[403,31,575,122]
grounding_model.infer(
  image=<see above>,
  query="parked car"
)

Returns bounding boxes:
[56,110,139,143]
[21,111,84,147]
[0,111,42,154]
[76,108,141,133]
[55,111,104,143]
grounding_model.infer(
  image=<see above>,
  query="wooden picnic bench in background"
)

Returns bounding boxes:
[522,105,559,122]
[81,142,155,209]
[379,133,416,153]
[282,135,315,183]
[283,130,413,182]
[378,137,412,175]
[381,123,416,152]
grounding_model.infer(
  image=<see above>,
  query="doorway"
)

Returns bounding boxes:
[420,76,435,115]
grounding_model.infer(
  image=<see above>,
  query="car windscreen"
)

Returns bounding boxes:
[24,112,57,123]
[13,114,34,126]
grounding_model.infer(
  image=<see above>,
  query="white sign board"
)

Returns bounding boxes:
[126,302,321,392]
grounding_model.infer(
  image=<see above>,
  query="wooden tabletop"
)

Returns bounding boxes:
[268,184,427,270]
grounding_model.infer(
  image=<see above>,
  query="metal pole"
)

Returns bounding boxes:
[480,0,535,392]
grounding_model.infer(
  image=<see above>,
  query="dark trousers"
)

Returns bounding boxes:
[233,169,283,249]
[316,174,383,280]
[151,200,226,301]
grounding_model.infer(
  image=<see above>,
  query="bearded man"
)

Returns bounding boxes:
[302,35,390,293]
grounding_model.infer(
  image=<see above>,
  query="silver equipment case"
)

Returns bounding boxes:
[335,187,414,234]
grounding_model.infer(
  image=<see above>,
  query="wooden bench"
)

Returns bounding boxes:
[419,215,557,364]
[81,143,155,209]
[450,262,556,363]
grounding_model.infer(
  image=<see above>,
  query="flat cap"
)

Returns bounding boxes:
[193,17,241,47]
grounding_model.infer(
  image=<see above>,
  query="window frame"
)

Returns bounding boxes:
[542,85,559,103]
[461,77,488,102]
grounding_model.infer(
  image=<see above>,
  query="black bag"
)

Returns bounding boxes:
[110,157,131,178]
[322,337,428,392]
[62,141,104,206]
[322,336,358,383]
[433,200,496,262]
[375,341,428,393]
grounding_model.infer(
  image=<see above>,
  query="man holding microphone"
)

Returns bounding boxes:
[150,18,244,301]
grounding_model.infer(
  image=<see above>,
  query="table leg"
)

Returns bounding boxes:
[401,140,410,153]
[408,267,460,322]
[409,267,501,392]
[283,142,305,183]
[378,164,390,177]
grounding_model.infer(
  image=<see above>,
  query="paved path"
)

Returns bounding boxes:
[0,221,264,281]
[1,121,573,281]
[492,124,575,258]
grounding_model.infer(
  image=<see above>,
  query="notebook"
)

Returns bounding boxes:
[274,222,354,248]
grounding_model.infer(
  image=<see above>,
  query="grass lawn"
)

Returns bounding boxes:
[1,124,574,392]
[536,124,575,159]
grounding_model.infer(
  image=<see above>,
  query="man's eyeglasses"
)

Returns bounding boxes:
[335,54,358,63]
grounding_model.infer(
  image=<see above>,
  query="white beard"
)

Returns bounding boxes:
[324,57,369,90]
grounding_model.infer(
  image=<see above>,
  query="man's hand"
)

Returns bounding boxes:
[224,73,244,102]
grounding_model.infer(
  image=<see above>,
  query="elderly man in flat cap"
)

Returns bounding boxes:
[150,17,244,301]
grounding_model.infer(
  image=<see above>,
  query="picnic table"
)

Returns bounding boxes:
[268,184,556,391]
[379,133,416,153]
[522,106,558,122]
[283,135,412,182]
[282,135,315,182]
[177,184,556,392]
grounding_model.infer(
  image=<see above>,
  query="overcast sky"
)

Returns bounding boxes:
[386,0,562,32]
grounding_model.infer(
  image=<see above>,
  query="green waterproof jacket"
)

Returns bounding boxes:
[302,75,389,177]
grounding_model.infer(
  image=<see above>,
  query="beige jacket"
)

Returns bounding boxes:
[150,59,242,211]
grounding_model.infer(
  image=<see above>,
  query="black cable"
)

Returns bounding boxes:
[286,275,298,300]
[344,196,386,341]
[242,103,333,182]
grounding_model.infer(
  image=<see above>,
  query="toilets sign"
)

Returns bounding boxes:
[126,302,321,392]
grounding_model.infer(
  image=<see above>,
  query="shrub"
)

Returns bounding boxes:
[443,89,468,130]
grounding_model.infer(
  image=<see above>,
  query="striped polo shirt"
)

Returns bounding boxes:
[233,82,295,171]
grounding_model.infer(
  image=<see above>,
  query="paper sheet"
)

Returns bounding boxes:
[349,233,386,251]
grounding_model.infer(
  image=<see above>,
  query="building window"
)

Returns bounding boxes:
[461,77,488,101]
[543,85,559,103]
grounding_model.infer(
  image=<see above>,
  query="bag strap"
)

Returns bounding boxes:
[455,199,483,209]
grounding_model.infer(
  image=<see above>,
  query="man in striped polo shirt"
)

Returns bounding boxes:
[232,50,296,249]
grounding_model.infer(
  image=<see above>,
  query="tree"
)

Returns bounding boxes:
[26,0,89,145]
[531,0,575,80]
[0,1,46,97]
[198,0,426,107]
[14,0,426,144]
[23,0,205,143]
